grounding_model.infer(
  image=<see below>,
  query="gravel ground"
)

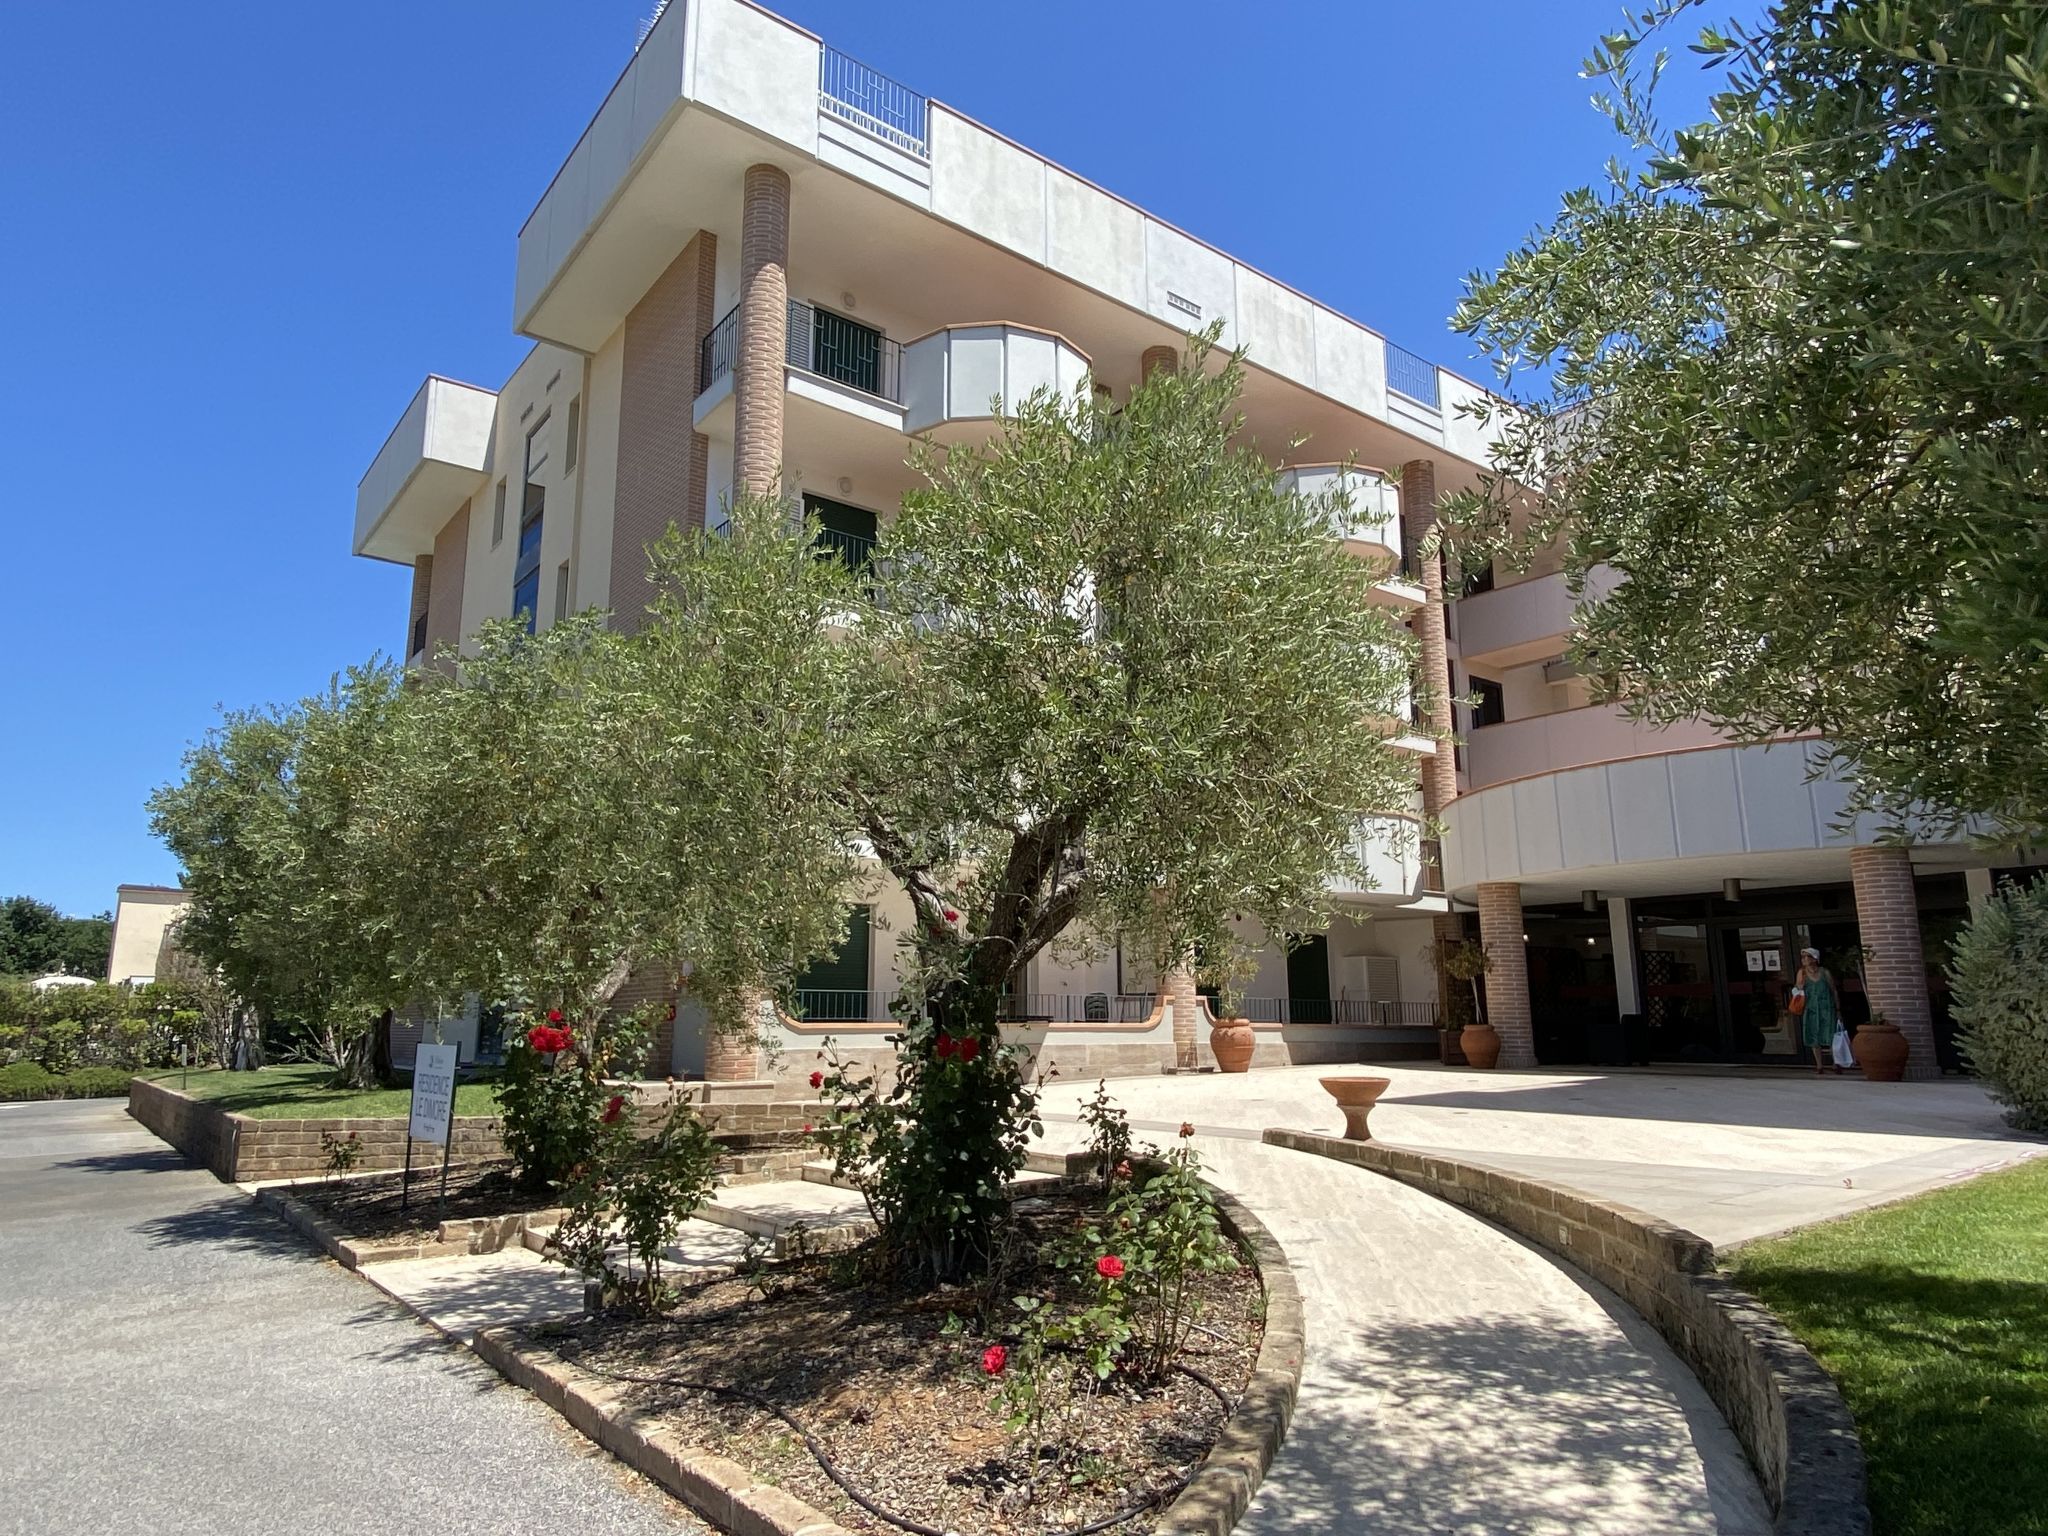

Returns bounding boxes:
[0,1097,699,1536]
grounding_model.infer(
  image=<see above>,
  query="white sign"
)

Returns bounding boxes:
[409,1043,460,1146]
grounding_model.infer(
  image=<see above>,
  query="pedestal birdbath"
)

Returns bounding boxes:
[1320,1076,1392,1141]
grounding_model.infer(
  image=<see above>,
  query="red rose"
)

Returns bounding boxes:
[981,1344,1008,1376]
[803,1122,814,1134]
[1096,1254,1126,1280]
[547,1009,564,1024]
[527,1025,571,1055]
[1179,1121,1196,1139]
[601,1094,625,1124]
[809,1070,824,1089]
[958,1035,980,1063]
[935,1035,957,1061]
[943,907,960,923]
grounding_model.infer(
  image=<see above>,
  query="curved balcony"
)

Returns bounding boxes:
[1454,563,1620,671]
[1276,463,1402,567]
[900,323,1091,436]
[1328,813,1434,905]
[1438,736,1944,898]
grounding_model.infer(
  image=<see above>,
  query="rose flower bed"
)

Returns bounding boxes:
[284,1158,554,1246]
[518,1166,1264,1535]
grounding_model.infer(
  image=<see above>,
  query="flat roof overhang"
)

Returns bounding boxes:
[353,376,497,564]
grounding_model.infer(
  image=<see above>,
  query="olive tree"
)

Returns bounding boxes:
[1447,0,2048,838]
[811,339,1416,1279]
[148,665,408,1085]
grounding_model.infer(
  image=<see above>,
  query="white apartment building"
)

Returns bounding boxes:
[353,0,2024,1084]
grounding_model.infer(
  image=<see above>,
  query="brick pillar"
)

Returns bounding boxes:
[1850,845,1939,1080]
[705,987,765,1082]
[406,554,432,658]
[1401,459,1458,818]
[1164,963,1201,1069]
[1476,881,1536,1068]
[1140,344,1178,380]
[612,231,716,634]
[734,164,791,497]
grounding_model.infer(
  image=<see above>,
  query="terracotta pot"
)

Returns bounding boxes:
[1852,1018,1909,1082]
[1460,1022,1502,1070]
[1209,1019,1256,1073]
[1320,1075,1392,1141]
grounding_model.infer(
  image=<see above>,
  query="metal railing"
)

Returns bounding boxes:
[1225,997,1439,1027]
[793,988,901,1023]
[789,299,903,403]
[815,525,876,575]
[819,46,929,158]
[1385,343,1440,410]
[791,989,1160,1024]
[1419,837,1445,894]
[699,300,904,405]
[698,303,738,396]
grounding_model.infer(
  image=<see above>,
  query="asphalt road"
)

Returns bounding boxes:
[0,1096,699,1536]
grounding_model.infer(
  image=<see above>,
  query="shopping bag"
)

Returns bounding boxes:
[1831,1028,1856,1069]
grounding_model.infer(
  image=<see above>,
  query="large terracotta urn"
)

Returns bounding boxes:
[1209,1018,1256,1073]
[1320,1076,1392,1141]
[1460,1022,1502,1071]
[1852,1016,1909,1082]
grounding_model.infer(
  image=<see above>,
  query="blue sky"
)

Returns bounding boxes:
[0,2,1746,918]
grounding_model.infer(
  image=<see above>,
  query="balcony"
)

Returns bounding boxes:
[901,323,1091,436]
[1328,814,1430,905]
[1275,464,1401,563]
[1454,563,1619,671]
[353,376,496,564]
[1463,702,1731,792]
[819,46,928,159]
[696,298,907,440]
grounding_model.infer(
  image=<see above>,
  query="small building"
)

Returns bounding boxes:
[106,885,191,987]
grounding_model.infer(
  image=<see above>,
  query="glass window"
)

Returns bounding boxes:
[564,398,580,473]
[491,481,507,546]
[553,561,570,621]
[511,568,540,633]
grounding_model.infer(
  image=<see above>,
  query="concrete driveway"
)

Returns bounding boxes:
[1037,1063,2047,1246]
[0,1097,698,1536]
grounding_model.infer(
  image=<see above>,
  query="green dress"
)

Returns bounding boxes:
[1799,969,1839,1048]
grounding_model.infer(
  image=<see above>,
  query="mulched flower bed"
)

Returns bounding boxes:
[519,1190,1264,1536]
[287,1161,552,1244]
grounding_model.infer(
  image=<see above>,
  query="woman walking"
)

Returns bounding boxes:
[1794,946,1842,1074]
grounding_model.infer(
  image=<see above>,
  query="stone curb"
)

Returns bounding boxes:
[253,1183,567,1270]
[1264,1127,1870,1536]
[1152,1182,1305,1536]
[471,1180,1302,1536]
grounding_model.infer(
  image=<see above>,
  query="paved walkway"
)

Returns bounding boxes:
[1037,1062,2046,1245]
[0,1098,699,1536]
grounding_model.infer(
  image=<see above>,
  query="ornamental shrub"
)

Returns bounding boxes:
[0,1062,135,1101]
[553,1089,720,1306]
[1950,877,2048,1133]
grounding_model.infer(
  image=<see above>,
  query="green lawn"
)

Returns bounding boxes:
[143,1063,502,1121]
[1731,1157,2048,1536]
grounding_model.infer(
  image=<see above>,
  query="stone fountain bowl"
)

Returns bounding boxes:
[1319,1075,1393,1142]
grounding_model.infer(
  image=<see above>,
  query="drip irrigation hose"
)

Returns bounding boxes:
[570,1354,1233,1536]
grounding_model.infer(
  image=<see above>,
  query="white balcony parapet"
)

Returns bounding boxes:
[353,376,496,563]
[901,323,1091,436]
[1328,814,1426,902]
[1276,464,1403,565]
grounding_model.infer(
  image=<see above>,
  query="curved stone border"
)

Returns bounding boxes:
[1264,1128,1870,1536]
[471,1179,1303,1536]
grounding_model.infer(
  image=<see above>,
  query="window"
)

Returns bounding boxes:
[803,493,877,574]
[491,481,507,547]
[1469,674,1506,730]
[554,561,571,622]
[525,412,550,480]
[793,906,874,1021]
[564,398,580,473]
[513,418,549,634]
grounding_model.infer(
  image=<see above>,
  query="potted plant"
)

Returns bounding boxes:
[1206,981,1257,1074]
[1851,1010,1909,1081]
[1439,939,1499,1069]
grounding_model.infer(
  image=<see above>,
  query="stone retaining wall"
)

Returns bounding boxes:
[1264,1128,1870,1536]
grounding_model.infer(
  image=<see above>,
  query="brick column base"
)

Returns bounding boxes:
[1140,344,1178,380]
[1164,964,1201,1069]
[705,988,765,1082]
[1850,845,1940,1080]
[1476,881,1536,1068]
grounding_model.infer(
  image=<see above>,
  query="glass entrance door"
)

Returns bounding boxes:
[1720,924,1801,1058]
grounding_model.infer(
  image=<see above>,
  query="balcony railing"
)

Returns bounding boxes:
[792,989,1159,1024]
[820,46,929,158]
[815,525,876,575]
[699,303,738,396]
[1228,997,1439,1027]
[789,299,902,403]
[1386,343,1440,410]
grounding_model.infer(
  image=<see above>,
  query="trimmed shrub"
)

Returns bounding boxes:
[1950,876,2048,1133]
[0,1062,135,1102]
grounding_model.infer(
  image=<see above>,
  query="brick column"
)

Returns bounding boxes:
[1476,881,1536,1068]
[1850,845,1939,1080]
[1400,459,1459,818]
[734,164,791,497]
[1140,344,1178,381]
[612,231,716,634]
[1163,962,1201,1069]
[705,987,766,1082]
